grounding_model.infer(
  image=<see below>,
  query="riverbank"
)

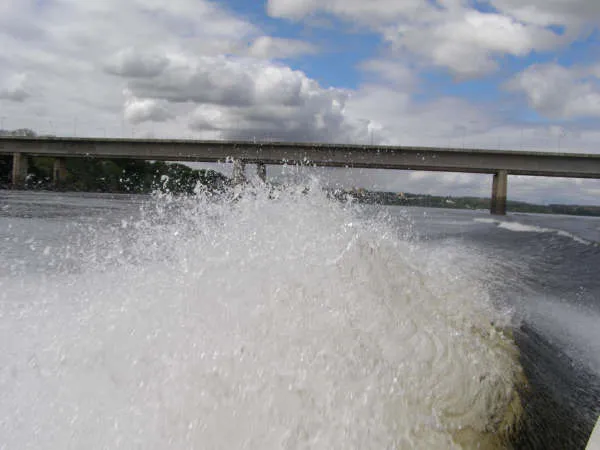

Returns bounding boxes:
[334,189,600,217]
[3,155,598,217]
[0,155,229,194]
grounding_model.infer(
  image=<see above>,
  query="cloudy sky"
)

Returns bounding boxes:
[1,0,600,204]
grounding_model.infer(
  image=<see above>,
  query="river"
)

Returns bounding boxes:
[1,186,599,449]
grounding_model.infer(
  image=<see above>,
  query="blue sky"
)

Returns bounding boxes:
[0,0,599,203]
[219,0,599,106]
[213,0,600,156]
[220,0,385,89]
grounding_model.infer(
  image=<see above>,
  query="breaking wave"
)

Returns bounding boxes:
[474,218,593,246]
[0,181,524,449]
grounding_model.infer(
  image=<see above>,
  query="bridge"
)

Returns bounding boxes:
[2,136,600,215]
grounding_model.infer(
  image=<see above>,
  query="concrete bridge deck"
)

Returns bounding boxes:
[2,136,600,214]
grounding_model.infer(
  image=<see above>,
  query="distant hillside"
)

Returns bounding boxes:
[334,188,600,217]
[0,128,228,193]
[0,155,229,194]
[0,128,37,137]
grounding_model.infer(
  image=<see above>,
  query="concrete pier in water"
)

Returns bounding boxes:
[53,157,68,187]
[11,153,28,188]
[257,163,267,182]
[232,159,246,185]
[491,170,508,215]
[232,161,267,185]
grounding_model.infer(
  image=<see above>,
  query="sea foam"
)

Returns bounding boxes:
[0,181,523,449]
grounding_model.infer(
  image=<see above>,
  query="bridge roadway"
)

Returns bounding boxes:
[2,136,600,214]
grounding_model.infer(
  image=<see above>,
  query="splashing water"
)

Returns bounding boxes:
[0,181,523,449]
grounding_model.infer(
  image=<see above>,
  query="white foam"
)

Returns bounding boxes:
[474,218,593,246]
[473,218,497,225]
[497,222,550,233]
[0,182,521,449]
[521,297,600,375]
[556,230,591,245]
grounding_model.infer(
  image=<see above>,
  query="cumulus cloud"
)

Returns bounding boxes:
[0,0,371,143]
[124,94,174,124]
[267,0,600,33]
[267,0,428,25]
[0,0,261,134]
[112,53,370,142]
[188,99,354,143]
[0,74,30,102]
[125,56,256,106]
[385,11,561,78]
[343,83,493,147]
[0,0,599,204]
[509,63,600,119]
[105,48,169,78]
[126,56,331,106]
[248,36,317,60]
[490,0,600,31]
[267,0,590,78]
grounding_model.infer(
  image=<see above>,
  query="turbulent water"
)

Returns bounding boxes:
[1,184,599,449]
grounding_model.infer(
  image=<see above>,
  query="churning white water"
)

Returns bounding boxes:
[0,182,523,449]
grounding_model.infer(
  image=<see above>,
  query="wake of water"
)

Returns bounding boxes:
[474,218,594,246]
[1,181,523,449]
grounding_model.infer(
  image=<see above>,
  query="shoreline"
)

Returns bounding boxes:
[3,186,600,218]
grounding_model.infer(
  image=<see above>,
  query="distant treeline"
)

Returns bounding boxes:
[0,155,229,194]
[336,189,600,217]
[0,127,230,194]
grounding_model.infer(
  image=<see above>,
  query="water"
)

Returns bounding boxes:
[1,186,599,449]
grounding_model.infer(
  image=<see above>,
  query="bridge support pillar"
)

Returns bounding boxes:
[11,153,28,188]
[490,170,508,215]
[256,162,266,182]
[232,159,246,185]
[53,157,68,187]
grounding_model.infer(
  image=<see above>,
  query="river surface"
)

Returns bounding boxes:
[1,187,599,449]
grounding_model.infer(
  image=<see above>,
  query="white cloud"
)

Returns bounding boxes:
[266,0,593,78]
[0,0,599,205]
[359,59,416,87]
[0,74,30,102]
[248,36,317,60]
[267,0,600,32]
[124,56,315,107]
[105,48,170,78]
[509,63,600,119]
[266,0,322,21]
[124,94,174,124]
[490,0,600,31]
[0,0,260,134]
[0,0,371,142]
[343,83,493,147]
[385,11,562,78]
[112,52,369,141]
[267,0,430,25]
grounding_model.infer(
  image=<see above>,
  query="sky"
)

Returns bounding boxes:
[1,0,600,204]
